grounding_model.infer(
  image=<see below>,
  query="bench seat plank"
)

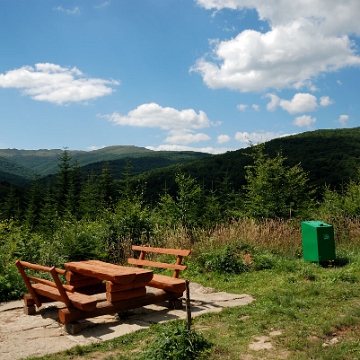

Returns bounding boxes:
[148,274,186,293]
[32,283,97,311]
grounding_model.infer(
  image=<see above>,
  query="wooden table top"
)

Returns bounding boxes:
[64,260,153,284]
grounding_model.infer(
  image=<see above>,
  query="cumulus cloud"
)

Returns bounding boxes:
[320,96,334,107]
[338,114,349,126]
[217,134,231,144]
[164,129,211,145]
[193,0,360,92]
[252,104,260,111]
[266,93,333,113]
[237,104,248,111]
[146,144,231,154]
[293,115,316,128]
[0,63,119,104]
[105,103,211,130]
[234,131,287,144]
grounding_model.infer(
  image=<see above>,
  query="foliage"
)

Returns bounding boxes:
[196,246,249,275]
[137,321,211,360]
[244,143,314,219]
[0,264,26,301]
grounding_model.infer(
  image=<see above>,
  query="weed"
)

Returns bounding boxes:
[136,322,211,360]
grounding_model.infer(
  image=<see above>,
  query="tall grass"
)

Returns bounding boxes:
[156,217,360,258]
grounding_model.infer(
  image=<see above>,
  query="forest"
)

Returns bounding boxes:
[2,127,360,304]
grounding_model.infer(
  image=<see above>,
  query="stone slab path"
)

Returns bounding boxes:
[0,283,254,360]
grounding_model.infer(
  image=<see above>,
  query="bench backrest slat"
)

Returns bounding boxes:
[16,260,71,308]
[128,258,187,271]
[129,246,191,278]
[132,245,191,257]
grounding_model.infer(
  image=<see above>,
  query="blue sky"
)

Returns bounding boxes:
[1,0,359,154]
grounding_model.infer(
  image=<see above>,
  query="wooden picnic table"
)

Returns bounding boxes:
[18,249,190,333]
[64,259,153,284]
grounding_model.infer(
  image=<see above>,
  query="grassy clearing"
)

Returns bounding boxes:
[24,219,360,359]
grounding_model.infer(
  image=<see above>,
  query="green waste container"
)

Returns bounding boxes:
[301,221,335,262]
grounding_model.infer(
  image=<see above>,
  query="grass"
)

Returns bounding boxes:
[22,218,360,359]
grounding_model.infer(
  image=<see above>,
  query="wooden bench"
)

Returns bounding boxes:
[127,246,191,294]
[15,260,98,314]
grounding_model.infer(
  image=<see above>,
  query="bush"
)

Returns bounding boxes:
[196,246,249,275]
[137,322,211,360]
[0,264,26,302]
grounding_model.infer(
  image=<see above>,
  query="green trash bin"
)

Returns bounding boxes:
[301,221,335,262]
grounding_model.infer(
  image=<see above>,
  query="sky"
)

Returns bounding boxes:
[0,0,360,154]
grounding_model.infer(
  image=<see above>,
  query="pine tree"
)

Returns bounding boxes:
[24,175,43,229]
[56,149,72,216]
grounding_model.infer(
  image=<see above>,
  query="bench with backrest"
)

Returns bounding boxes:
[127,245,191,294]
[16,260,98,313]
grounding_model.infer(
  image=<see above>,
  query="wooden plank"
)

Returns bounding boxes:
[58,290,183,324]
[23,293,54,306]
[132,246,191,257]
[64,261,136,284]
[128,258,187,271]
[18,261,66,275]
[65,271,90,282]
[106,287,146,303]
[28,276,74,292]
[16,260,42,308]
[148,274,186,293]
[66,277,103,288]
[84,260,153,283]
[49,267,71,308]
[106,281,147,293]
[32,284,97,312]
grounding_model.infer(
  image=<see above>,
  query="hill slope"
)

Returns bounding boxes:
[135,127,360,200]
[0,146,211,182]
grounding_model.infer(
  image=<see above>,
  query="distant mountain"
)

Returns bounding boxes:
[0,146,211,182]
[2,128,360,198]
[0,156,35,182]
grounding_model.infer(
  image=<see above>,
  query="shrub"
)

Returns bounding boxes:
[0,264,26,302]
[137,322,211,360]
[196,246,249,275]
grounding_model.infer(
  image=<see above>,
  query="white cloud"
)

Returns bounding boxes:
[165,129,211,145]
[87,145,107,151]
[0,63,119,104]
[266,94,280,111]
[320,96,334,107]
[266,93,333,113]
[279,93,317,114]
[234,131,287,144]
[95,2,110,9]
[146,144,231,154]
[293,115,316,128]
[193,1,360,92]
[338,114,349,126]
[54,6,80,15]
[252,104,260,111]
[217,134,231,143]
[105,103,211,130]
[237,104,248,111]
[196,1,360,35]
